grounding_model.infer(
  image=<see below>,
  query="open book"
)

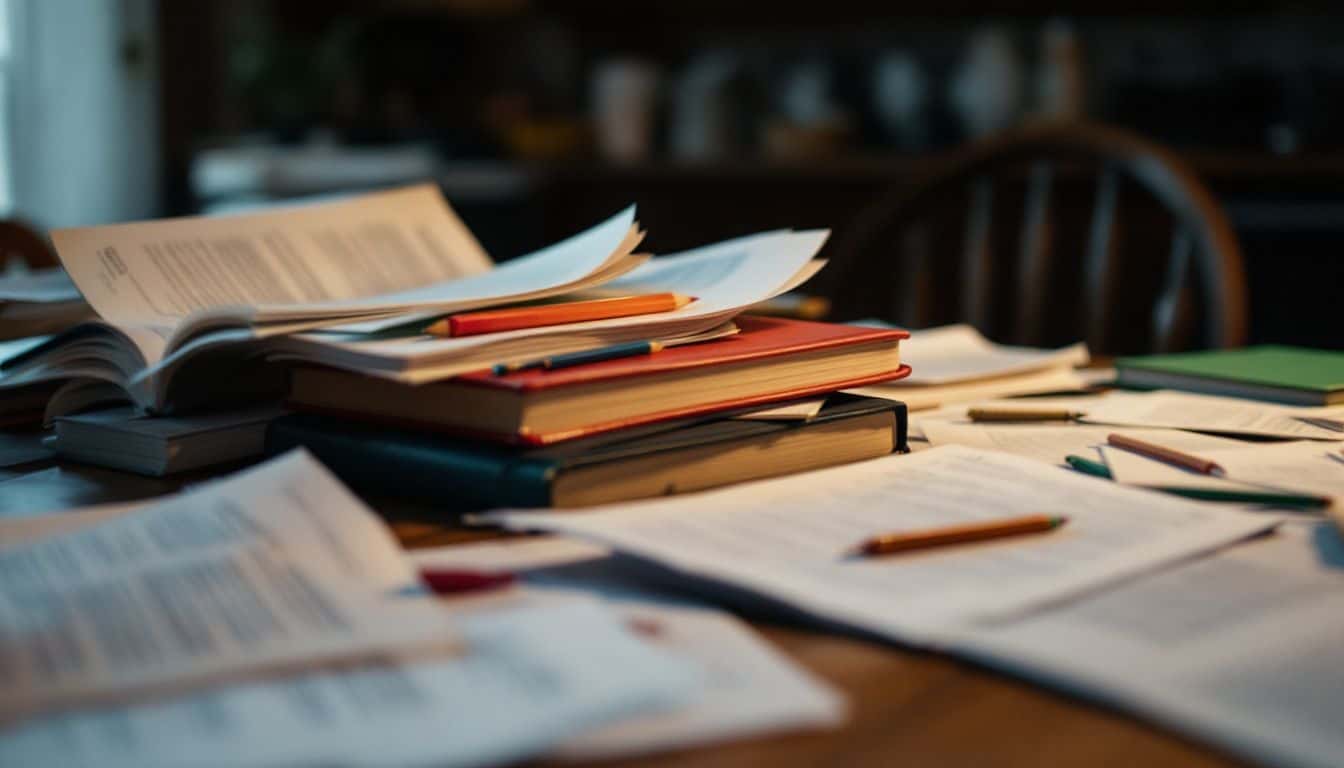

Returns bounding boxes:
[0,185,828,414]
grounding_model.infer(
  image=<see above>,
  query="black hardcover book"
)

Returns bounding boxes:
[265,393,908,511]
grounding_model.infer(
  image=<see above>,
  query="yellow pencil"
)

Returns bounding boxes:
[849,514,1068,557]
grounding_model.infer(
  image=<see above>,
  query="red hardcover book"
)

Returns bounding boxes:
[290,316,910,445]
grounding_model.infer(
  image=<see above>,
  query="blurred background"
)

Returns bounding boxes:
[4,0,1343,348]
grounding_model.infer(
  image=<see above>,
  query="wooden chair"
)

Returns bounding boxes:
[821,120,1248,354]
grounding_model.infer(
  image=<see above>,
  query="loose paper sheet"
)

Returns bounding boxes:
[876,324,1088,385]
[0,601,698,768]
[488,445,1276,644]
[1082,391,1344,441]
[0,450,456,723]
[1102,440,1344,502]
[733,398,827,422]
[413,538,844,758]
[249,229,830,383]
[921,422,1246,467]
[849,365,1089,412]
[1099,445,1277,493]
[950,521,1344,768]
[410,537,845,759]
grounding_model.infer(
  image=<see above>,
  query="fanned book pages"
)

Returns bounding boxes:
[0,185,647,412]
[0,189,832,415]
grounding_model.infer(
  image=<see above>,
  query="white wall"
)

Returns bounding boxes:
[8,0,159,228]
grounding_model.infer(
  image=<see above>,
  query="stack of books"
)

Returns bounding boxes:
[5,185,913,506]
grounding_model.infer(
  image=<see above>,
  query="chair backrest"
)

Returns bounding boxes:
[821,120,1248,354]
[0,219,59,270]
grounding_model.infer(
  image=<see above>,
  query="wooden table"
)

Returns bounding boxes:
[0,431,1250,768]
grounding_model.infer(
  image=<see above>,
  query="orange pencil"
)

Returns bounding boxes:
[426,293,692,337]
[849,514,1068,557]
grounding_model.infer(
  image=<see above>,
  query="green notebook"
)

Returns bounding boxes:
[1116,345,1344,406]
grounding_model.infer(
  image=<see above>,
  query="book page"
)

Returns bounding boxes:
[951,522,1344,768]
[488,445,1276,644]
[169,229,830,386]
[52,184,491,326]
[0,601,698,768]
[0,450,457,723]
[1082,390,1344,440]
[328,209,644,332]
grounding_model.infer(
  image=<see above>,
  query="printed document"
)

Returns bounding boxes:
[488,445,1276,644]
[950,521,1344,768]
[0,450,457,722]
[1082,390,1344,440]
[411,536,845,759]
[0,601,698,768]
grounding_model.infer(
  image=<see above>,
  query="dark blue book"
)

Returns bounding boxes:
[265,393,907,510]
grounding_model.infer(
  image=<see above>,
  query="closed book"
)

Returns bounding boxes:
[265,394,908,510]
[1116,346,1344,406]
[54,405,288,476]
[289,316,910,445]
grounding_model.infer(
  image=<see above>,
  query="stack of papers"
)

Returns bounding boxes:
[848,324,1091,411]
[0,451,459,723]
[0,453,702,768]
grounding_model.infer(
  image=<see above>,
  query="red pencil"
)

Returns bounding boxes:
[426,293,693,337]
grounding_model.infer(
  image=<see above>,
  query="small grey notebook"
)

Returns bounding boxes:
[54,405,287,476]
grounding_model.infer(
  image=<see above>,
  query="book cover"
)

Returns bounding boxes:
[1117,346,1344,405]
[265,394,908,511]
[451,316,910,393]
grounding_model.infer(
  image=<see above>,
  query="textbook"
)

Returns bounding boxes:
[53,404,288,476]
[288,316,911,445]
[1116,345,1344,406]
[0,190,827,415]
[265,394,907,509]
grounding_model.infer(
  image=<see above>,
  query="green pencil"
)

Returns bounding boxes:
[1063,454,1329,508]
[1158,487,1331,509]
[1065,454,1112,479]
